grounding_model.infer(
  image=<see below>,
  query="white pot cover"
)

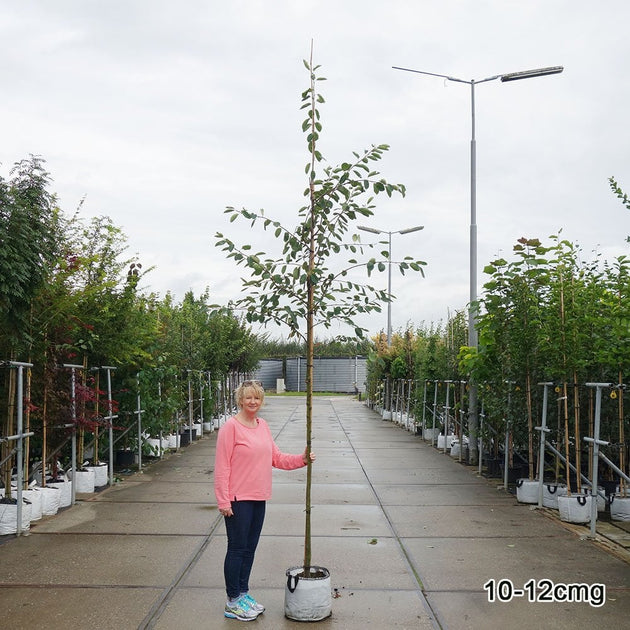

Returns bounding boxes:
[87,463,108,487]
[46,478,72,508]
[145,438,162,455]
[423,428,437,441]
[166,434,180,449]
[516,478,539,504]
[285,566,332,622]
[558,494,593,524]
[39,486,61,516]
[437,434,454,450]
[610,495,630,522]
[70,468,96,493]
[0,500,32,535]
[542,483,567,509]
[21,488,43,521]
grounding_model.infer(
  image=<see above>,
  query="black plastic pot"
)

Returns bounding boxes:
[179,429,196,446]
[115,449,135,467]
[485,457,502,477]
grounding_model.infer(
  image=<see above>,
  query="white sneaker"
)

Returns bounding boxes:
[241,593,265,614]
[224,595,260,621]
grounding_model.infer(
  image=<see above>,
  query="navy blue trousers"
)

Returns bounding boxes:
[223,500,266,599]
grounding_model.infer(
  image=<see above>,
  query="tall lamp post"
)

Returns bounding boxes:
[393,64,563,464]
[357,224,424,346]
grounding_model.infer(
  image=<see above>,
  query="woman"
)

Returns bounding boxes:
[214,380,315,621]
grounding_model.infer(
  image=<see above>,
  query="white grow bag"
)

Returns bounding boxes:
[39,486,61,516]
[516,479,539,504]
[542,483,567,509]
[610,495,630,522]
[47,477,72,508]
[69,468,95,493]
[87,463,109,487]
[21,488,43,521]
[0,499,32,535]
[285,566,332,621]
[558,494,593,524]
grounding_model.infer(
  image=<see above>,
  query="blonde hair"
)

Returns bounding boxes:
[235,380,265,408]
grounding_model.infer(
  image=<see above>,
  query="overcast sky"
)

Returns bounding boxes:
[2,1,629,339]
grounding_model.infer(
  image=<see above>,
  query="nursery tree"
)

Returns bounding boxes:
[0,156,60,350]
[216,52,425,571]
[477,238,551,477]
[1,156,61,498]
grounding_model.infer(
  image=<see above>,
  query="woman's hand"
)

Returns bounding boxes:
[219,507,233,517]
[303,448,316,465]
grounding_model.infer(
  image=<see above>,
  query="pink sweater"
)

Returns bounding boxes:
[214,416,305,510]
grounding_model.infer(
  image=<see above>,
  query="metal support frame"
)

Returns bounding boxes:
[534,383,553,508]
[186,371,194,443]
[584,383,613,538]
[478,400,485,476]
[443,380,453,454]
[431,381,439,447]
[598,451,630,485]
[136,373,144,471]
[2,361,34,536]
[207,372,215,432]
[62,363,85,506]
[101,366,117,485]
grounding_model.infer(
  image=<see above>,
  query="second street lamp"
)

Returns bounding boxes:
[357,224,424,346]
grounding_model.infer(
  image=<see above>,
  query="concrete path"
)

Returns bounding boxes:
[0,396,628,629]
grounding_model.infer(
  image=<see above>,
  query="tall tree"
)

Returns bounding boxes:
[216,51,425,572]
[0,156,59,351]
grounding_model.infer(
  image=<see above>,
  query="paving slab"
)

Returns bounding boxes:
[426,590,630,630]
[404,534,629,591]
[270,482,377,505]
[261,503,393,538]
[385,504,557,538]
[95,480,215,503]
[0,533,202,586]
[31,500,216,535]
[373,483,517,506]
[363,466,482,485]
[0,587,162,630]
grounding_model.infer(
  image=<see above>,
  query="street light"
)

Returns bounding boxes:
[393,63,563,463]
[357,224,424,346]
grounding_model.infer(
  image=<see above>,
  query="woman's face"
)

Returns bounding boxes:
[239,386,263,413]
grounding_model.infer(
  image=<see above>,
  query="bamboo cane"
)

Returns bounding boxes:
[23,367,32,489]
[573,376,581,493]
[526,372,534,479]
[41,373,48,487]
[563,382,571,495]
[3,366,17,499]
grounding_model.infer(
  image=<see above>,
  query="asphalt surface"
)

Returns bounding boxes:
[1,395,629,629]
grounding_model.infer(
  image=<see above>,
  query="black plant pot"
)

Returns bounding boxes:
[485,457,502,477]
[505,463,529,484]
[602,479,619,497]
[115,449,135,467]
[179,429,196,446]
